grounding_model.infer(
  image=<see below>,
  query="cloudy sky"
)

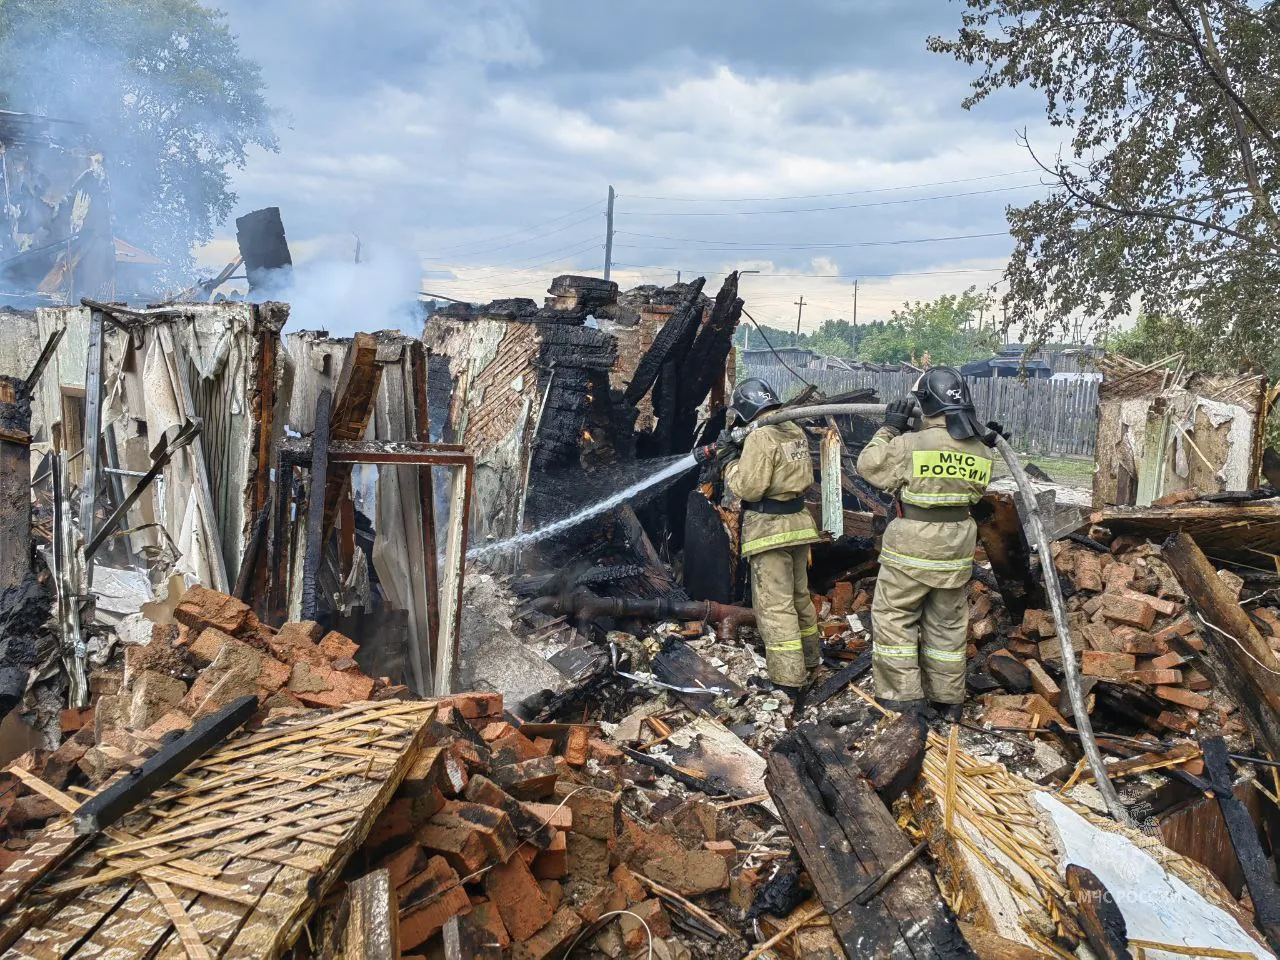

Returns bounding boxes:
[202,0,1054,333]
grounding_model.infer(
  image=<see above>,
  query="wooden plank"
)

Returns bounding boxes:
[766,722,975,960]
[1201,736,1280,955]
[973,493,1046,619]
[1064,865,1131,960]
[345,869,399,960]
[1163,532,1280,757]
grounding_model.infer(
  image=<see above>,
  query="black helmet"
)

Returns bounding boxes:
[729,377,782,424]
[912,367,983,440]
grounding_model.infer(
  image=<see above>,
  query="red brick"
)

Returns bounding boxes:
[417,814,492,875]
[441,801,519,862]
[564,726,591,767]
[554,782,620,843]
[1071,552,1104,592]
[489,732,540,767]
[831,581,854,617]
[288,663,375,708]
[173,585,251,635]
[448,692,504,720]
[483,853,554,941]
[462,900,510,951]
[397,856,472,950]
[1039,633,1086,662]
[1185,669,1213,692]
[448,738,492,775]
[492,756,558,800]
[1154,616,1198,645]
[588,738,623,763]
[1081,650,1137,679]
[481,722,517,742]
[1022,609,1055,638]
[139,710,191,743]
[969,617,997,641]
[640,849,729,896]
[611,864,646,904]
[1117,589,1181,617]
[1123,669,1182,687]
[59,707,94,735]
[378,843,428,893]
[532,831,567,879]
[511,907,584,960]
[400,746,445,798]
[1102,596,1157,630]
[1025,659,1060,701]
[1117,628,1166,657]
[532,736,556,757]
[539,879,563,912]
[571,882,615,924]
[703,839,738,861]
[256,657,291,694]
[1156,686,1212,711]
[265,620,326,665]
[620,900,671,951]
[318,630,359,661]
[1151,651,1189,670]
[523,801,573,831]
[189,627,249,667]
[1157,711,1196,734]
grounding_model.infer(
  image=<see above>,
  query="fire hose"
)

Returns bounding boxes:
[731,400,1133,827]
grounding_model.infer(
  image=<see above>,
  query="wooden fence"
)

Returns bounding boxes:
[743,362,1099,458]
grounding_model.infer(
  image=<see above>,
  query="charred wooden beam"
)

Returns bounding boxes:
[972,493,1045,618]
[1064,866,1131,960]
[322,332,382,540]
[73,695,257,834]
[302,389,333,622]
[1200,736,1280,954]
[624,278,707,407]
[1163,532,1280,757]
[767,722,975,959]
[855,713,926,805]
[411,341,442,671]
[808,651,872,709]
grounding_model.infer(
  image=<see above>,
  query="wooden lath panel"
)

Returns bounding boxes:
[0,701,437,960]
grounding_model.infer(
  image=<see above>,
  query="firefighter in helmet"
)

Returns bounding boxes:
[855,367,1007,720]
[694,378,822,692]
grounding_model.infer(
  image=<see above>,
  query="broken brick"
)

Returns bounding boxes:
[139,710,191,744]
[448,691,504,721]
[522,801,573,831]
[464,776,556,849]
[59,706,94,735]
[463,900,511,951]
[173,585,252,635]
[532,831,568,880]
[1151,650,1189,670]
[126,670,187,731]
[554,783,620,844]
[588,738,624,763]
[611,864,646,904]
[639,849,729,896]
[442,801,520,863]
[481,722,517,742]
[255,657,291,695]
[398,856,472,950]
[318,630,359,660]
[489,731,540,767]
[830,581,854,617]
[982,708,1034,731]
[620,900,672,950]
[492,756,558,800]
[265,620,326,665]
[1157,711,1196,734]
[378,843,429,894]
[484,851,555,941]
[1025,659,1060,701]
[510,905,582,960]
[564,726,591,767]
[418,812,494,875]
[566,833,610,882]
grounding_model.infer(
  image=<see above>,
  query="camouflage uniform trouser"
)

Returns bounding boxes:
[749,545,819,687]
[871,563,968,703]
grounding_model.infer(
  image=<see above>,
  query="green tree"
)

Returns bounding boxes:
[858,288,996,365]
[929,1,1280,372]
[0,0,277,277]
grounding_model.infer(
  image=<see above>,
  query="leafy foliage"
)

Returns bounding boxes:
[929,0,1280,368]
[734,318,887,356]
[858,287,998,365]
[0,0,276,276]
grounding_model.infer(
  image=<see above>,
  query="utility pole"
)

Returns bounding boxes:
[852,279,859,325]
[603,185,615,282]
[793,295,806,338]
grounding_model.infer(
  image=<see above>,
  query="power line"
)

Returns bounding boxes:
[625,168,1040,203]
[422,210,604,261]
[621,182,1042,217]
[612,263,1006,280]
[421,198,606,256]
[613,230,1008,250]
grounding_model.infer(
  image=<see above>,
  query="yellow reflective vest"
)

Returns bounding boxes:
[856,414,993,588]
[726,422,822,558]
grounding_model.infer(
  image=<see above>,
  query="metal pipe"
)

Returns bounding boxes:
[735,400,1133,825]
[531,591,756,641]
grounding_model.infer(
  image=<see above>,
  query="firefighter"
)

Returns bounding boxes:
[856,367,1007,720]
[695,378,822,692]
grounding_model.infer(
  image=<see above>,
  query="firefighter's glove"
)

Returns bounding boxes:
[883,398,914,433]
[694,443,720,466]
[983,420,1011,448]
